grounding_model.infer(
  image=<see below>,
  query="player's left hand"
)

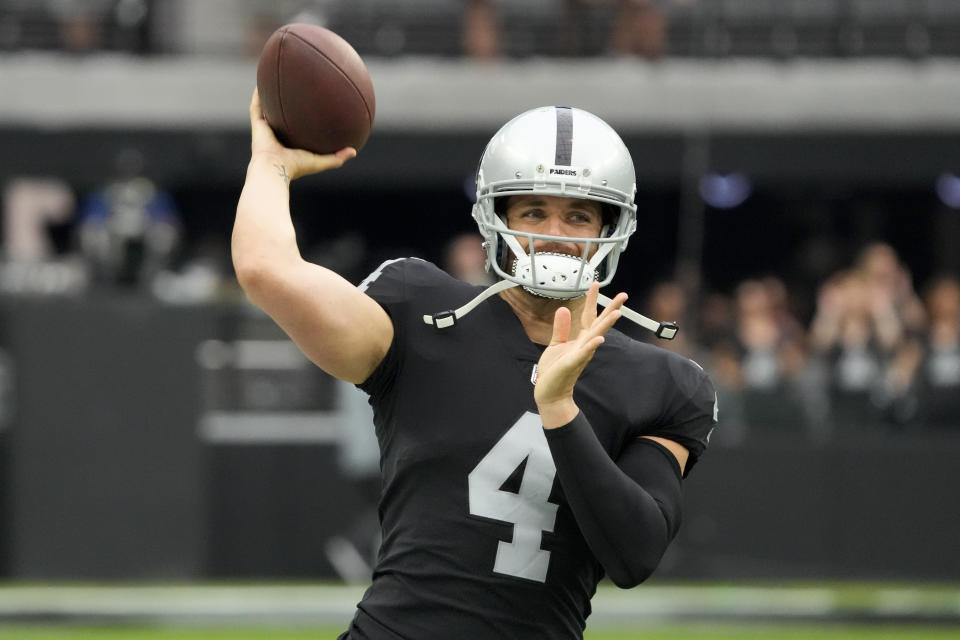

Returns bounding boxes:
[535,283,626,428]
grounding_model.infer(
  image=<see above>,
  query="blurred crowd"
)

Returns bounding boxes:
[630,242,960,441]
[462,0,675,61]
[0,0,675,58]
[7,0,958,60]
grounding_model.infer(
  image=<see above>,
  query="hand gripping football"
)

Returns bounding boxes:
[256,23,376,154]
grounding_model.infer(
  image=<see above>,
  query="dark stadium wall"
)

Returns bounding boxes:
[4,127,959,193]
[670,434,960,581]
[3,296,217,579]
[1,298,958,581]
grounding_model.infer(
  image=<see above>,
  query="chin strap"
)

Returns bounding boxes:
[597,294,679,340]
[423,281,679,340]
[423,279,518,328]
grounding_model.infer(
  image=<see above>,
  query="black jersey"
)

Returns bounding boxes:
[342,258,716,640]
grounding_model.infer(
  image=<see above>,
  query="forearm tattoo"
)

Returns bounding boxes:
[273,163,290,185]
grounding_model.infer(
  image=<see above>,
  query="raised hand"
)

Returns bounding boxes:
[534,283,626,428]
[249,88,356,181]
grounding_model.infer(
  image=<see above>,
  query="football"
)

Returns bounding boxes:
[256,23,376,154]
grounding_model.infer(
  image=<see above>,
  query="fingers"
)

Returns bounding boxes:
[605,291,628,311]
[250,87,285,157]
[549,306,572,347]
[249,87,265,124]
[334,146,358,163]
[287,146,356,178]
[589,308,621,341]
[581,285,625,333]
[569,290,622,357]
[578,292,625,343]
[586,335,605,352]
[580,283,599,329]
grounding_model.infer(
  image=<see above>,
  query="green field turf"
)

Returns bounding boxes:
[2,625,960,639]
[2,582,958,638]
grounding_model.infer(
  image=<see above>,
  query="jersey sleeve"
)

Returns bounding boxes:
[355,257,455,398]
[648,353,718,476]
[357,257,418,308]
[355,258,417,398]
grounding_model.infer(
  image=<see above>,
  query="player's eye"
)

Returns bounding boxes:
[568,211,595,224]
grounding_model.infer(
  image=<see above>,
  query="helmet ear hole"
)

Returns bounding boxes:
[601,203,618,231]
[494,196,508,218]
[493,197,513,272]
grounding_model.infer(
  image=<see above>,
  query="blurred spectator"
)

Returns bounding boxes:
[760,275,806,345]
[56,9,101,52]
[0,176,88,296]
[441,231,495,287]
[77,147,181,291]
[697,290,735,349]
[40,0,151,53]
[894,275,960,430]
[808,263,912,431]
[726,278,808,433]
[606,0,669,59]
[855,242,926,337]
[33,0,107,53]
[462,0,500,61]
[641,280,695,357]
[2,176,74,263]
[462,0,674,60]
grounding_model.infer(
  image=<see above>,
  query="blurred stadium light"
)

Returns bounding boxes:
[936,172,960,209]
[698,172,752,209]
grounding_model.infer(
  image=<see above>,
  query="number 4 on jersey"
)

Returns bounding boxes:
[468,412,559,583]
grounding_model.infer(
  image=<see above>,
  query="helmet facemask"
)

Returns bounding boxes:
[478,193,634,300]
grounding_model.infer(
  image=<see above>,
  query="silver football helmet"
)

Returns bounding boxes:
[472,105,638,299]
[423,106,677,339]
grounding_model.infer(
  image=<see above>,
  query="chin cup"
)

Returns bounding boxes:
[512,252,598,300]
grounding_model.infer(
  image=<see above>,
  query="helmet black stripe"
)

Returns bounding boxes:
[554,106,573,166]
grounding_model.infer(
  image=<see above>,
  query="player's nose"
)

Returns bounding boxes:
[543,213,566,236]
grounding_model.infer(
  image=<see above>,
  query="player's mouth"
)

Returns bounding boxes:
[529,243,584,259]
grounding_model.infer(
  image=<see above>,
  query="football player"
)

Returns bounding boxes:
[234,90,718,639]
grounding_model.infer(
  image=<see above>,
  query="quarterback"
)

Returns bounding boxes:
[233,90,718,639]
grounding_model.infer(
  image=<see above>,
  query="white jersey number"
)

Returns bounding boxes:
[467,412,559,582]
